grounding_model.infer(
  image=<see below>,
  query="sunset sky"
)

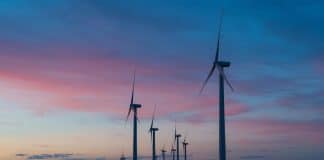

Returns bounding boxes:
[0,0,323,160]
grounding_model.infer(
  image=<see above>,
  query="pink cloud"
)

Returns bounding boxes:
[229,118,324,146]
[173,99,250,124]
[0,52,223,119]
[233,75,298,96]
[275,90,324,115]
[0,43,254,123]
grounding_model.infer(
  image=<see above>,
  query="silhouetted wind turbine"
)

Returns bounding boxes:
[161,145,166,160]
[149,106,159,160]
[174,124,181,160]
[200,11,233,160]
[126,71,142,160]
[171,144,176,160]
[120,153,126,160]
[182,136,189,160]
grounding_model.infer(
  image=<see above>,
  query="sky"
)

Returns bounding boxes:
[0,0,323,160]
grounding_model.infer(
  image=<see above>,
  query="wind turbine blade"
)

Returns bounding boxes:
[127,70,136,122]
[200,9,225,94]
[150,118,153,130]
[153,105,157,121]
[174,124,177,142]
[214,36,220,63]
[223,72,234,91]
[150,105,156,129]
[200,17,221,94]
[150,112,154,129]
[215,10,224,63]
[130,70,136,105]
[126,107,132,122]
[200,63,216,94]
[216,65,234,91]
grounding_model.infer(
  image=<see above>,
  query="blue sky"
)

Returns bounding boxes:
[0,0,323,160]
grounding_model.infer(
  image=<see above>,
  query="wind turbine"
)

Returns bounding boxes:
[120,147,126,160]
[149,106,159,160]
[182,136,189,160]
[174,124,181,160]
[200,11,233,160]
[161,146,167,160]
[126,71,142,160]
[120,153,126,160]
[171,144,176,160]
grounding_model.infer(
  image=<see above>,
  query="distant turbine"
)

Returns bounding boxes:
[171,144,176,160]
[200,11,233,160]
[120,153,126,160]
[149,106,159,160]
[126,70,142,160]
[182,136,189,160]
[174,124,182,160]
[161,146,167,160]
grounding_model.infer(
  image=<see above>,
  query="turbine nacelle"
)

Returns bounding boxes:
[183,136,189,147]
[150,128,159,132]
[217,61,231,68]
[130,103,142,109]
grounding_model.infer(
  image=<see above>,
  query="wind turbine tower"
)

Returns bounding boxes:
[126,71,142,160]
[174,125,182,160]
[182,137,189,160]
[200,12,234,160]
[161,147,167,160]
[120,153,126,160]
[171,145,176,160]
[149,106,159,160]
